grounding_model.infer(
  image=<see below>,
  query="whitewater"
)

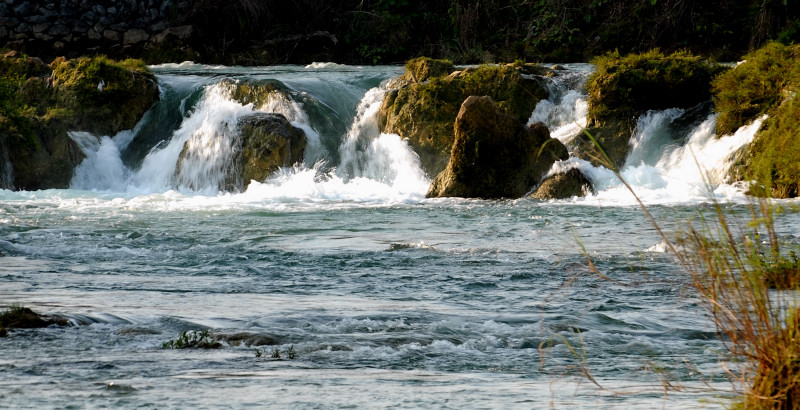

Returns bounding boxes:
[1,63,796,408]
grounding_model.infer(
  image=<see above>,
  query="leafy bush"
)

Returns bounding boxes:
[162,329,222,349]
[712,42,800,137]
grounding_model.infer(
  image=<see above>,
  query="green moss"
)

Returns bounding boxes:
[48,55,159,135]
[733,95,800,199]
[403,57,454,82]
[586,49,724,125]
[713,42,800,137]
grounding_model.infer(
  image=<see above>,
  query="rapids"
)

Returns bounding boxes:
[2,62,796,408]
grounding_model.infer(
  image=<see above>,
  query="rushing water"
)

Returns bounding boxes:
[2,63,798,408]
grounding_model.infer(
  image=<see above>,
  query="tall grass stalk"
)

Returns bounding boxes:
[583,128,800,408]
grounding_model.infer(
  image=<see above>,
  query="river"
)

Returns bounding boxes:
[1,62,795,408]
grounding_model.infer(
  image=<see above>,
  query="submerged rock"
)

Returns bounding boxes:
[0,306,68,336]
[576,50,724,168]
[531,168,594,200]
[427,96,567,199]
[379,60,549,177]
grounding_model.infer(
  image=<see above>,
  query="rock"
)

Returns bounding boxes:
[237,112,307,187]
[379,62,549,177]
[102,29,120,42]
[0,306,68,332]
[3,118,85,190]
[150,25,194,44]
[531,168,594,200]
[123,28,149,45]
[402,57,455,84]
[32,23,49,34]
[426,96,568,199]
[48,55,160,136]
[577,50,724,168]
[48,24,70,37]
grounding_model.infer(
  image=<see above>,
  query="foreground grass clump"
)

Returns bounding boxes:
[162,329,222,349]
[713,42,800,137]
[677,199,800,408]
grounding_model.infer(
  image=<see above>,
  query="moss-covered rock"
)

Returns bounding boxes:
[221,78,291,109]
[427,96,567,199]
[0,305,68,336]
[0,53,158,190]
[49,56,160,136]
[729,95,800,198]
[175,112,306,192]
[238,112,306,186]
[578,50,724,168]
[399,57,455,85]
[531,168,594,200]
[379,61,549,177]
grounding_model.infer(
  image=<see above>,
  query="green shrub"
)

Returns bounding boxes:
[712,42,800,137]
[162,329,222,349]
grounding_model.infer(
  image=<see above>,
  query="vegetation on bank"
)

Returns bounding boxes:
[717,42,800,198]
[157,0,800,65]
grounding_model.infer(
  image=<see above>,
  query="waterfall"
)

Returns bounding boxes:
[64,63,760,205]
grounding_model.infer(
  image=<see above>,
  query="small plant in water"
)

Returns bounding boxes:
[163,329,222,349]
[254,345,296,360]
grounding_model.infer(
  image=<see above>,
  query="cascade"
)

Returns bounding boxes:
[65,64,759,205]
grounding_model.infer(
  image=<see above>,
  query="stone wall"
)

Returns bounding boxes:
[0,0,193,60]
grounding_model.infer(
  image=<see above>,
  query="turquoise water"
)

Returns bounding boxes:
[1,63,792,408]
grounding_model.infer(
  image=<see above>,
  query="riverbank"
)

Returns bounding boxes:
[3,1,800,65]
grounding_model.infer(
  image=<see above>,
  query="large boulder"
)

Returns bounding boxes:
[48,56,160,136]
[427,96,568,199]
[531,168,594,200]
[576,50,724,168]
[0,53,159,190]
[379,60,549,177]
[238,112,306,185]
[176,112,307,192]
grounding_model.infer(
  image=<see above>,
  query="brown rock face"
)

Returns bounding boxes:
[531,168,594,200]
[427,96,568,199]
[238,112,307,186]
